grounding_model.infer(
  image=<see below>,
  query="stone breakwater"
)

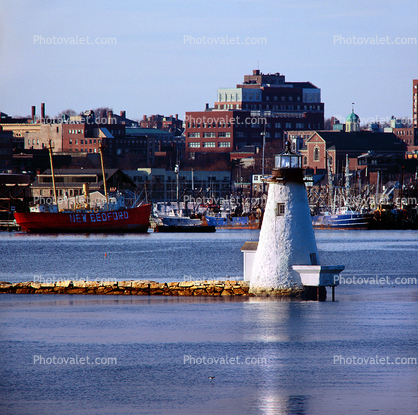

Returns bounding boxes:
[0,280,311,297]
[0,280,253,296]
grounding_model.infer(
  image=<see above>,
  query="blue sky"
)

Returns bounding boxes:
[0,0,417,125]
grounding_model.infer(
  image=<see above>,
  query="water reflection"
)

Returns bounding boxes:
[244,298,311,414]
[258,394,308,415]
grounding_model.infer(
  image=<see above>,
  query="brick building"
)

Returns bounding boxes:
[185,69,324,160]
[140,114,183,134]
[299,131,407,175]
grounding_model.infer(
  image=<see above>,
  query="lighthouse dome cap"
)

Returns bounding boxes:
[277,141,301,156]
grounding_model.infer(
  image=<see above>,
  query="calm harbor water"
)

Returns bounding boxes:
[1,229,418,414]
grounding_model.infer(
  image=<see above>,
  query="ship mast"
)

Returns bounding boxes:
[99,141,108,205]
[48,140,58,205]
[327,152,333,212]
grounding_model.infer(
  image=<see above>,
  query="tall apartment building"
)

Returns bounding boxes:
[185,70,324,159]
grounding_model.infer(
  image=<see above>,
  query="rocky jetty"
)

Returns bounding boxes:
[0,280,255,296]
[0,280,321,298]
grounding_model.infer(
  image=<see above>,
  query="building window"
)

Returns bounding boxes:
[303,156,307,165]
[69,139,72,145]
[218,132,231,138]
[203,132,216,138]
[188,132,201,138]
[218,142,231,147]
[188,142,201,148]
[203,142,216,148]
[313,146,320,161]
[285,123,292,129]
[276,203,285,216]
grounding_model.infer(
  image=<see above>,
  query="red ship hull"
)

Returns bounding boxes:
[14,204,152,233]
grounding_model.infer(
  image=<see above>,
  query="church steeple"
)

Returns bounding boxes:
[346,104,360,132]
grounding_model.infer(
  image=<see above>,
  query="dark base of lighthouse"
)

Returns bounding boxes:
[249,286,327,301]
[303,286,327,301]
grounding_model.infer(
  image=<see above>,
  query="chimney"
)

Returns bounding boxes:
[108,110,113,124]
[120,110,126,118]
[143,115,147,121]
[31,106,36,123]
[41,103,45,121]
[175,114,178,119]
[205,103,209,110]
[253,69,260,76]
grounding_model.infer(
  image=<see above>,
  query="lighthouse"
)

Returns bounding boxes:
[250,143,321,295]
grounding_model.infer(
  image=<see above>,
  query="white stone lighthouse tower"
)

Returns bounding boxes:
[250,143,319,294]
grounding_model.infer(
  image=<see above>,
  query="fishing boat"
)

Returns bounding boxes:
[154,215,215,233]
[205,214,261,229]
[312,206,371,230]
[13,142,151,233]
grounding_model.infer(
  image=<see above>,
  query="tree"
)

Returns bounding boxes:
[324,117,333,130]
[57,109,77,119]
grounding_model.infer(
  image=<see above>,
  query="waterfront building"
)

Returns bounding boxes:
[0,173,31,213]
[125,168,231,202]
[185,69,324,160]
[30,168,136,201]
